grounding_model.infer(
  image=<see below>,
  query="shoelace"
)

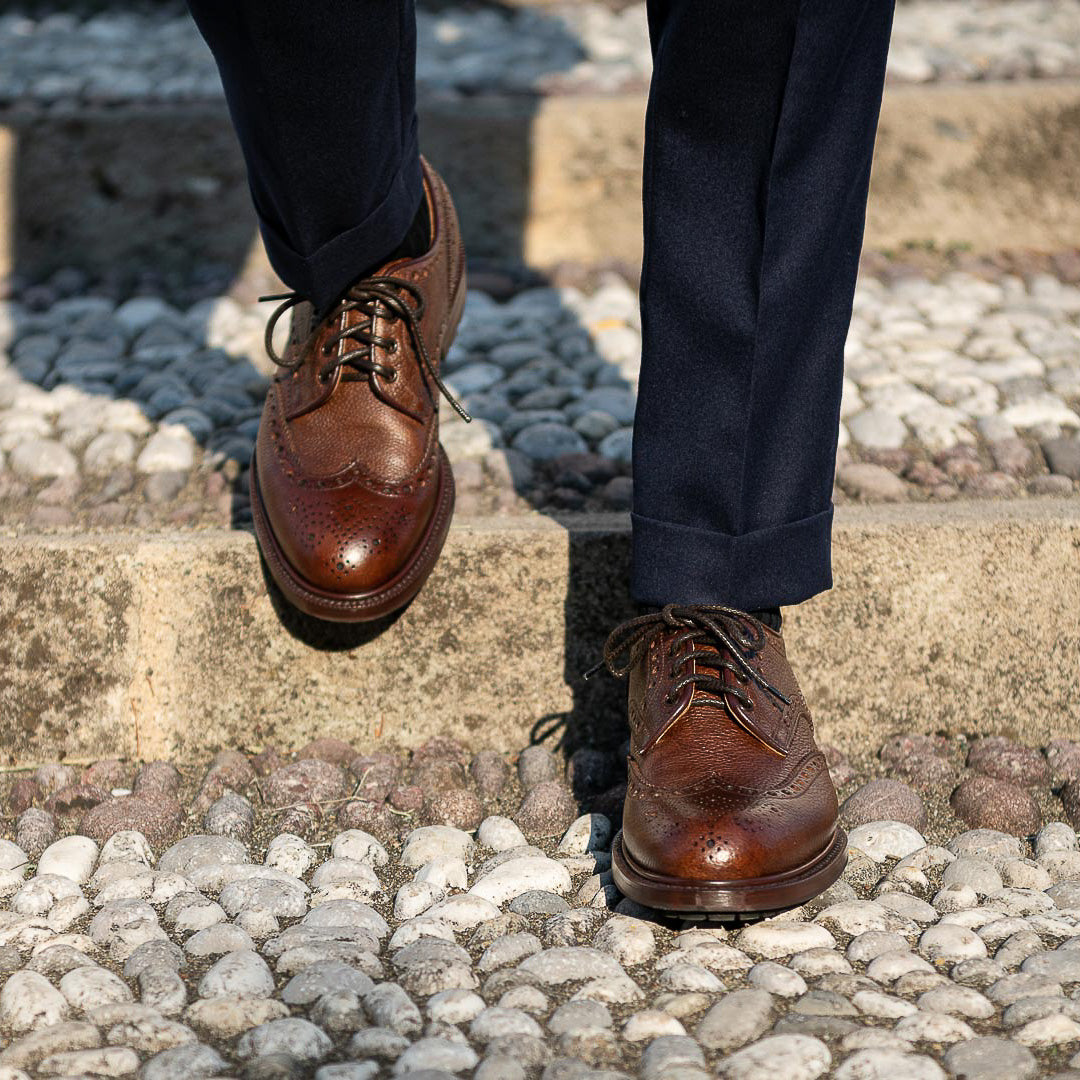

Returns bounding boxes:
[585,604,790,710]
[260,276,471,421]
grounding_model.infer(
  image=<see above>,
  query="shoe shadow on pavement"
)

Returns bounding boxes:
[258,562,409,652]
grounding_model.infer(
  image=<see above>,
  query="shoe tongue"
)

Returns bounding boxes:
[292,299,316,337]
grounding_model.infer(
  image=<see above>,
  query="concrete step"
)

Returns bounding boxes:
[2,498,1077,766]
[3,79,1080,289]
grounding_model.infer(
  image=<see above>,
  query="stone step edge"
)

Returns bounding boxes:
[0,498,1077,766]
[4,78,1080,285]
[3,494,1078,540]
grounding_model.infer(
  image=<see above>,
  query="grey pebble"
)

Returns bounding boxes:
[311,989,368,1037]
[509,890,570,916]
[158,834,249,875]
[512,422,588,461]
[282,963,375,1005]
[547,1000,612,1036]
[943,857,1004,896]
[198,950,275,1000]
[469,1006,543,1043]
[347,1027,411,1062]
[391,1037,479,1074]
[986,972,1064,1006]
[943,1037,1038,1080]
[478,933,543,973]
[747,961,808,998]
[516,946,625,985]
[475,1058,526,1080]
[141,1043,227,1080]
[185,923,256,957]
[203,792,255,842]
[364,983,423,1035]
[948,830,1023,861]
[696,988,774,1051]
[315,1065,380,1080]
[237,1018,334,1065]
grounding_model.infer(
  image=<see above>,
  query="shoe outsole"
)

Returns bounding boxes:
[610,827,848,917]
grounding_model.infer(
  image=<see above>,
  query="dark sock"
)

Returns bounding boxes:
[750,607,782,632]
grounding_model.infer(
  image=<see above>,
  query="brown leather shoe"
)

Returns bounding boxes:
[601,605,846,915]
[251,159,469,622]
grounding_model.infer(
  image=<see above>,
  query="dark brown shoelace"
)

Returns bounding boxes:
[260,276,471,421]
[586,603,790,710]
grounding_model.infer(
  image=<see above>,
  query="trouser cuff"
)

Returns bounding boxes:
[256,133,423,312]
[630,506,834,610]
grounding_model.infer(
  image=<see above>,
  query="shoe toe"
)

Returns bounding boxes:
[260,475,436,595]
[622,781,837,884]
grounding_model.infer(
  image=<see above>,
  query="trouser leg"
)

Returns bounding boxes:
[187,0,422,311]
[632,0,895,610]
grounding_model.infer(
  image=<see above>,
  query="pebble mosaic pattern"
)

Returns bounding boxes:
[0,264,1077,531]
[0,731,1080,1078]
[1,1,1080,106]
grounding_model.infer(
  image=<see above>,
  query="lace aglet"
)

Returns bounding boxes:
[258,292,294,303]
[581,660,606,682]
[429,372,472,423]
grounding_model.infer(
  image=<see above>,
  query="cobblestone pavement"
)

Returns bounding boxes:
[1,0,1080,106]
[1,731,1080,1078]
[0,260,1077,530]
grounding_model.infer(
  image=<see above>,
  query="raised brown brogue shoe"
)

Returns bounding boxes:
[251,159,468,622]
[599,605,846,914]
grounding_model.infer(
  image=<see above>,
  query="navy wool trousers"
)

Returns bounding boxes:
[188,0,895,612]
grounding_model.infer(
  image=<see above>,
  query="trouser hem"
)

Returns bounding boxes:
[257,134,423,311]
[630,506,834,610]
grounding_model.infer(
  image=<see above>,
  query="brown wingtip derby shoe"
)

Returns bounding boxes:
[251,159,468,623]
[603,605,846,915]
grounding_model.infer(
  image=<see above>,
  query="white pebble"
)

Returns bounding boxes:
[414,855,468,892]
[0,970,69,1035]
[469,856,571,905]
[622,1009,685,1042]
[265,834,317,877]
[58,966,132,1012]
[719,1034,831,1080]
[848,823,927,863]
[736,922,836,960]
[556,814,612,855]
[198,951,275,1000]
[331,831,390,868]
[37,836,99,885]
[477,816,527,853]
